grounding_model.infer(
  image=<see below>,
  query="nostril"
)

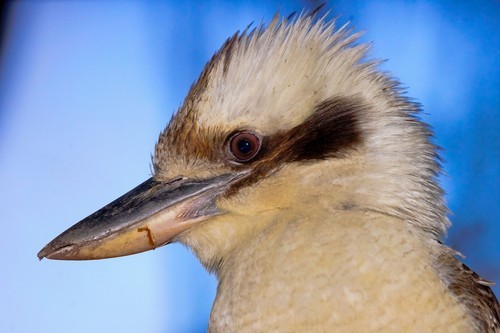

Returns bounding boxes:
[167,177,185,185]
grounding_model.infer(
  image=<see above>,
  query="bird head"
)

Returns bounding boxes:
[38,14,448,273]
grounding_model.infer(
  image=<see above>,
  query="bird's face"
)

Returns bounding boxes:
[38,16,446,270]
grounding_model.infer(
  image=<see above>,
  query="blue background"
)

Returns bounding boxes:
[1,1,498,332]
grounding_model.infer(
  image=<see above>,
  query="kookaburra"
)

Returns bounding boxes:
[38,13,499,332]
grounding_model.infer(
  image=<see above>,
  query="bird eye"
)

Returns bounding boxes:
[227,131,262,163]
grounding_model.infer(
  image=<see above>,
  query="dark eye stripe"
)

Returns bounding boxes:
[225,96,363,197]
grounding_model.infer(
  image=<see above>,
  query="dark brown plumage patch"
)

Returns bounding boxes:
[438,252,500,332]
[276,96,363,162]
[226,96,364,196]
[221,34,240,75]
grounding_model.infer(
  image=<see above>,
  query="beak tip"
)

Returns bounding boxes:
[37,244,52,260]
[37,241,72,261]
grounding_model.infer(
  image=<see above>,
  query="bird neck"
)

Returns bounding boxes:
[208,207,473,332]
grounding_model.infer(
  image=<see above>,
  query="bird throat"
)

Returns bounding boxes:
[208,208,474,332]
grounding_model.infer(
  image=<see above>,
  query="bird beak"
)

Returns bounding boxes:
[38,172,245,260]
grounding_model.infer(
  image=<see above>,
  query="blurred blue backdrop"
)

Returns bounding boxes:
[0,1,498,332]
